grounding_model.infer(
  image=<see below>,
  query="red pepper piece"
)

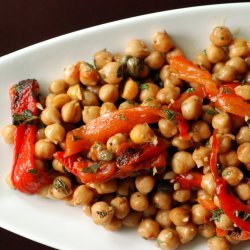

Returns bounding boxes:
[216,228,228,237]
[116,138,167,167]
[210,131,250,232]
[198,197,218,211]
[10,80,50,194]
[230,230,250,241]
[65,106,189,156]
[175,171,202,190]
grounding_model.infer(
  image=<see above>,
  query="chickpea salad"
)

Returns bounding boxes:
[1,26,250,250]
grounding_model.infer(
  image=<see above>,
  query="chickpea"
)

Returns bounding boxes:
[219,150,241,167]
[173,189,191,203]
[171,151,195,174]
[191,121,211,143]
[135,175,155,195]
[130,192,149,212]
[212,112,231,134]
[213,195,221,208]
[235,85,250,101]
[51,176,72,199]
[156,228,180,250]
[222,166,243,186]
[213,62,225,73]
[159,65,171,82]
[208,236,229,250]
[100,102,117,115]
[156,86,180,104]
[229,38,249,58]
[181,95,202,120]
[80,63,99,87]
[45,93,56,107]
[138,218,160,240]
[142,204,157,218]
[41,107,61,125]
[35,139,56,160]
[236,126,250,144]
[144,51,165,70]
[226,56,247,74]
[121,77,139,100]
[51,94,71,110]
[117,178,135,197]
[104,217,122,231]
[192,146,211,168]
[45,123,65,144]
[82,106,100,124]
[122,211,142,227]
[125,39,149,59]
[61,100,82,123]
[210,26,232,47]
[198,221,216,238]
[176,222,198,244]
[215,213,233,231]
[82,90,99,106]
[169,207,190,226]
[152,191,172,210]
[49,79,68,94]
[234,182,250,201]
[139,83,160,102]
[99,62,123,85]
[191,204,211,225]
[1,124,16,144]
[107,133,127,153]
[206,44,225,63]
[94,179,117,194]
[193,51,211,70]
[201,172,216,195]
[99,84,119,103]
[110,197,130,219]
[157,119,177,138]
[155,210,172,228]
[216,65,236,82]
[52,159,67,173]
[72,185,94,206]
[86,85,101,95]
[63,64,80,86]
[94,49,113,69]
[82,205,92,216]
[67,84,83,101]
[172,134,193,150]
[130,123,157,144]
[36,128,46,141]
[118,101,137,110]
[202,105,216,124]
[152,31,173,53]
[91,201,114,225]
[211,134,232,154]
[166,48,185,64]
[141,98,161,108]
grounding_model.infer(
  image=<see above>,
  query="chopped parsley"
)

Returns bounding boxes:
[117,113,128,121]
[140,83,149,90]
[85,62,94,69]
[81,163,100,174]
[186,88,195,93]
[72,135,82,142]
[163,109,176,121]
[156,239,163,246]
[53,178,70,195]
[26,168,38,175]
[12,109,39,126]
[97,210,109,218]
[210,208,223,222]
[205,109,216,116]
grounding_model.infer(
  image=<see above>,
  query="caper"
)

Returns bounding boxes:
[126,57,143,78]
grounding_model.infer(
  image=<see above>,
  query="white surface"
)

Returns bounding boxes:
[0,3,250,250]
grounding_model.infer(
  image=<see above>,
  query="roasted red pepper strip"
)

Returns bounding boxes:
[65,106,189,156]
[175,171,202,190]
[169,86,206,112]
[170,56,250,118]
[10,80,50,194]
[211,131,250,231]
[116,138,167,167]
[198,197,218,211]
[216,228,228,237]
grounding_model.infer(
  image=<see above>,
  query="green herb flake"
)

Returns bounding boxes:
[234,210,250,222]
[72,135,82,142]
[12,109,39,126]
[117,113,128,121]
[205,109,216,116]
[140,83,149,90]
[246,119,250,128]
[186,88,195,93]
[210,208,223,222]
[97,210,109,218]
[81,163,100,174]
[156,239,163,246]
[116,65,123,78]
[85,62,94,69]
[27,168,38,175]
[53,178,70,195]
[163,109,176,121]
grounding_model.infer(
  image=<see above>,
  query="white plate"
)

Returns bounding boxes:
[0,3,250,250]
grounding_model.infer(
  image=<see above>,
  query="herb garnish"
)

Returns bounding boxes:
[12,109,39,126]
[27,168,38,175]
[81,163,100,174]
[210,208,223,222]
[163,109,176,121]
[140,83,149,90]
[205,109,216,116]
[117,113,128,121]
[97,210,109,218]
[186,88,195,93]
[72,135,82,142]
[53,178,69,194]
